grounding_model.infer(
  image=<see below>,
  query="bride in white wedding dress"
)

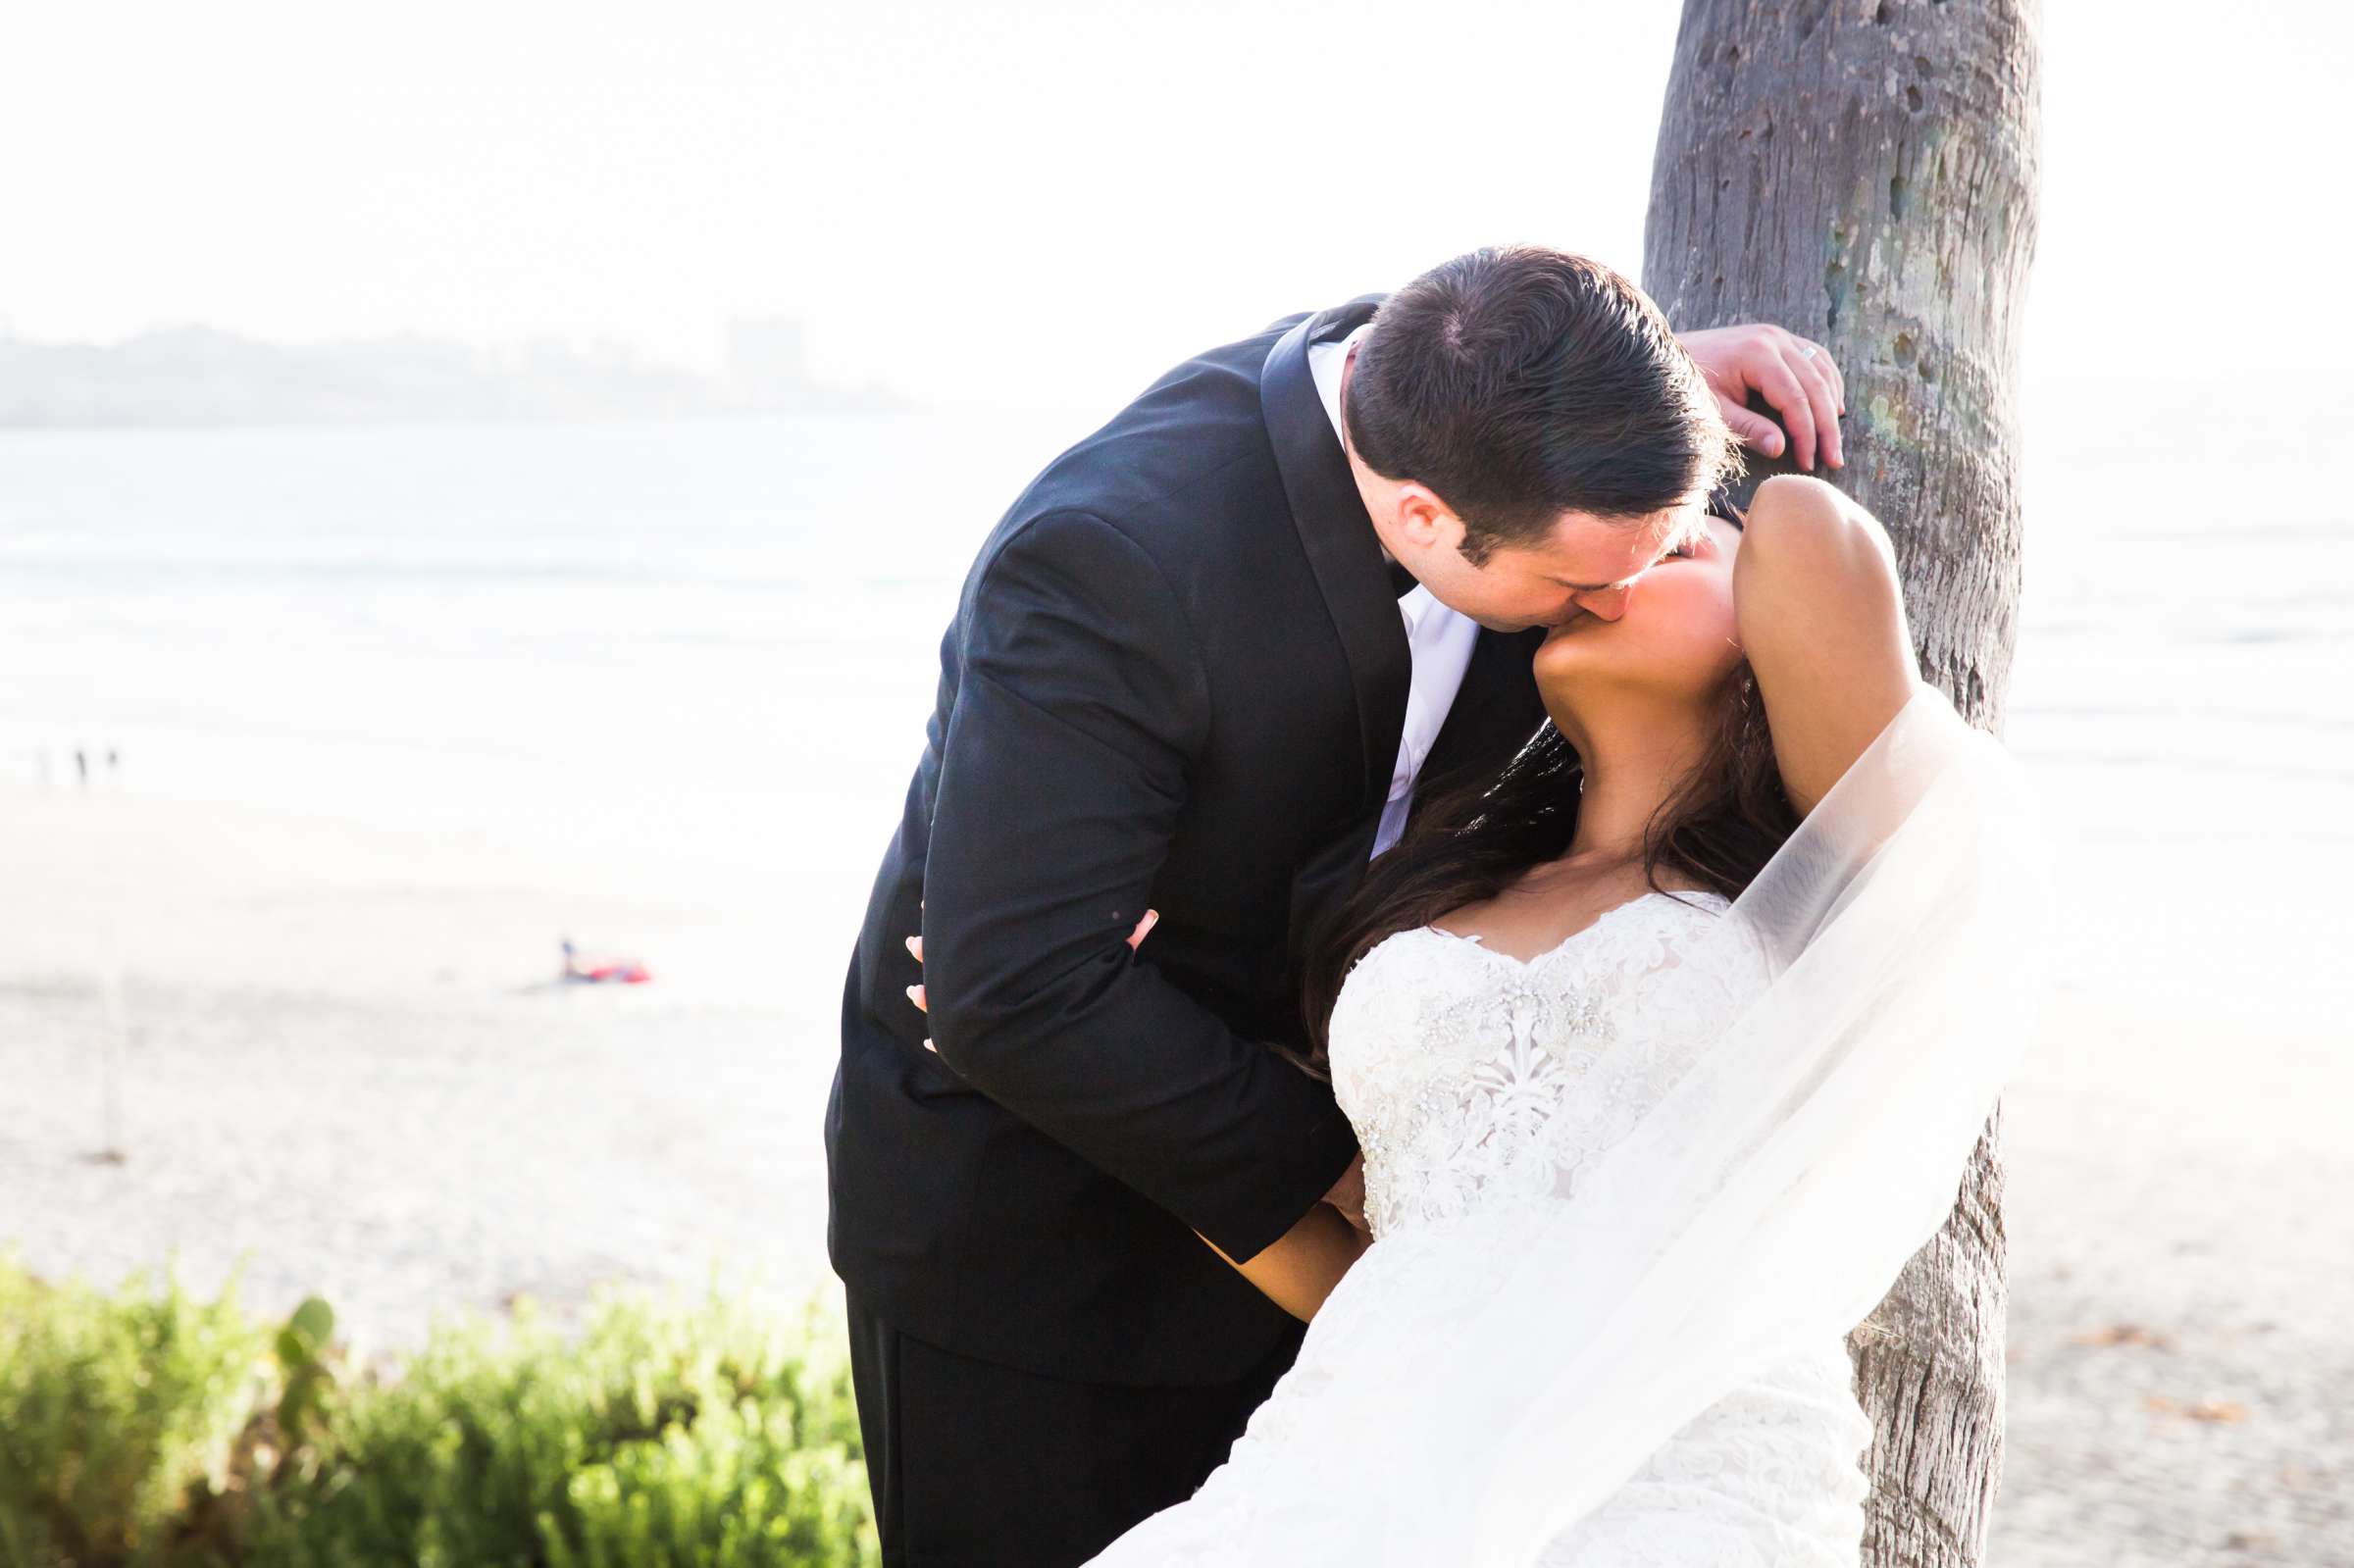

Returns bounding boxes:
[1078,473,2053,1566]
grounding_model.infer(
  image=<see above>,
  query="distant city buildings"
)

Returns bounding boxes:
[0,318,899,426]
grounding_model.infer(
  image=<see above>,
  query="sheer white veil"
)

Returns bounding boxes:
[1092,681,2055,1566]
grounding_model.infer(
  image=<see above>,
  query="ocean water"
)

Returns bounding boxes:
[2,381,2347,1031]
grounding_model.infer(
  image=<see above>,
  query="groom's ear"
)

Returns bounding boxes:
[1394,485,1458,551]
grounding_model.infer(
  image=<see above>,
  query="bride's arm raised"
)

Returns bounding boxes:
[1732,474,1921,815]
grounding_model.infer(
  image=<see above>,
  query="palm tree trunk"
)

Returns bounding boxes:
[1642,4,2044,1564]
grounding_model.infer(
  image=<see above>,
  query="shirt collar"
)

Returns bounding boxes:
[1305,322,1373,453]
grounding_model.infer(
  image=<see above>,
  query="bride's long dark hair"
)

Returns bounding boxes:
[1297,512,1800,1071]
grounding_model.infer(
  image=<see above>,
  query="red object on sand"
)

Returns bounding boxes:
[560,940,652,985]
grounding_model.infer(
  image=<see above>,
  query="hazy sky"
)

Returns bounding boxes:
[3,2,2346,410]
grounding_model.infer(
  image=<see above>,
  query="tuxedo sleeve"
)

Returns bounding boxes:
[921,508,1360,1263]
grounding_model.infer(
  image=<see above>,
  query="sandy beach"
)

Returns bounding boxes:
[1998,993,2353,1565]
[0,784,849,1356]
[3,780,2347,1567]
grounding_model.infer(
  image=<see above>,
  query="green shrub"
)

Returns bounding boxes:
[248,1287,873,1568]
[0,1254,268,1568]
[0,1255,876,1568]
[546,1391,874,1568]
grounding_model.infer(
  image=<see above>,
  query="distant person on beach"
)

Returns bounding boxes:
[825,246,1909,1566]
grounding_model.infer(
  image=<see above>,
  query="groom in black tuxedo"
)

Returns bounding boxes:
[826,245,1845,1567]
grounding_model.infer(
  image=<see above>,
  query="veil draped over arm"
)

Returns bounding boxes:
[1089,683,2056,1566]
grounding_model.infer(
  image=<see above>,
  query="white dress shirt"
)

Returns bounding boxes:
[1305,324,1481,859]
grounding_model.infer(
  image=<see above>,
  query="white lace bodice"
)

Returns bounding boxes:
[1089,890,1875,1566]
[1332,890,1765,1240]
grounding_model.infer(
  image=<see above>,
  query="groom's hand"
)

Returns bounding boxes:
[1676,324,1846,473]
[1323,1152,1368,1234]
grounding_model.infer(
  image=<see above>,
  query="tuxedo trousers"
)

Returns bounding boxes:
[842,1284,1305,1567]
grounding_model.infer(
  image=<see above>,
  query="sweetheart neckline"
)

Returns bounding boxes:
[1413,888,1730,971]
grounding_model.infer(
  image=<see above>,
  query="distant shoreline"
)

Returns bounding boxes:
[0,322,905,428]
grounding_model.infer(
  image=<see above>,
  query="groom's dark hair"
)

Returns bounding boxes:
[1344,245,1740,566]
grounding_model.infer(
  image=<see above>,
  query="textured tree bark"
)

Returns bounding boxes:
[1641,4,2042,1566]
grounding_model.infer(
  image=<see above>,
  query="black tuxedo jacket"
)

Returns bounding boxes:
[825,298,1547,1386]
